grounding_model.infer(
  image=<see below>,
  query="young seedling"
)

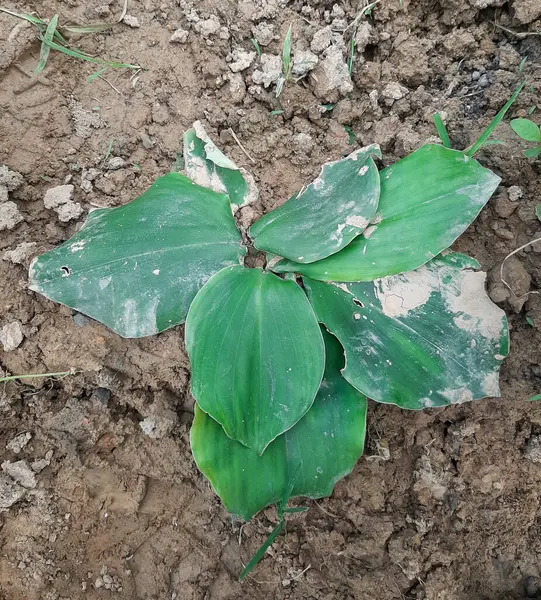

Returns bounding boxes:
[510,118,541,158]
[0,370,74,383]
[30,119,509,578]
[0,8,141,73]
[275,24,292,98]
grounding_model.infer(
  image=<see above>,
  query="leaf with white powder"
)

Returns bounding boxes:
[303,252,509,409]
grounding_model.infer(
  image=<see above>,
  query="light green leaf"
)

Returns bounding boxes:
[185,266,324,455]
[536,204,541,222]
[190,329,367,520]
[250,145,381,263]
[29,173,245,338]
[303,252,509,410]
[36,14,58,74]
[510,118,541,143]
[273,145,500,281]
[524,147,541,159]
[183,121,258,212]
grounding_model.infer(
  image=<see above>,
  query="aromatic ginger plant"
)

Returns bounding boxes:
[30,121,509,577]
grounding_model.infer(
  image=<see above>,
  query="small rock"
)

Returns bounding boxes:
[488,257,531,312]
[44,184,83,222]
[31,450,53,473]
[106,157,126,170]
[508,185,523,202]
[311,26,333,54]
[90,387,110,406]
[252,54,282,87]
[251,22,275,46]
[139,415,175,439]
[355,21,377,53]
[94,577,104,589]
[0,165,24,191]
[194,15,220,38]
[493,189,517,218]
[1,460,37,489]
[0,474,26,509]
[3,242,38,266]
[229,49,256,73]
[310,45,353,101]
[524,435,541,463]
[0,321,23,352]
[292,49,318,76]
[6,432,32,454]
[0,202,23,231]
[381,82,409,101]
[170,28,189,43]
[228,73,246,103]
[139,133,154,149]
[122,14,140,28]
[513,0,541,24]
[492,222,515,240]
[72,313,91,327]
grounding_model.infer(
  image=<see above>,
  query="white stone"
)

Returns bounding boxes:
[0,202,23,231]
[0,322,23,352]
[122,14,140,28]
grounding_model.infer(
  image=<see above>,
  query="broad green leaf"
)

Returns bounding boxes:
[183,121,258,212]
[510,118,541,143]
[186,266,324,454]
[273,145,500,282]
[536,204,541,222]
[29,173,245,338]
[524,147,541,159]
[250,145,381,263]
[191,329,367,520]
[303,253,509,410]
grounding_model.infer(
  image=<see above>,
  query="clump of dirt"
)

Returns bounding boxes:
[0,0,540,598]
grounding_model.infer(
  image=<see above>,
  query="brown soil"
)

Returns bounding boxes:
[1,0,541,598]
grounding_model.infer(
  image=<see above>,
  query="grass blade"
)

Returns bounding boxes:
[282,24,292,77]
[87,67,109,82]
[0,7,45,27]
[0,370,73,383]
[250,38,261,57]
[528,393,541,402]
[466,82,525,157]
[62,23,114,34]
[36,14,58,74]
[433,112,451,148]
[239,520,284,581]
[43,38,140,69]
[348,35,355,75]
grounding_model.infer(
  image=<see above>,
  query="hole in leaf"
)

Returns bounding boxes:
[61,266,71,277]
[352,298,364,308]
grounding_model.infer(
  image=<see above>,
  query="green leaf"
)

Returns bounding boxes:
[528,394,541,402]
[250,145,381,264]
[510,118,541,143]
[303,253,509,410]
[36,14,58,74]
[433,112,451,148]
[466,82,524,156]
[524,147,541,159]
[536,204,541,222]
[186,266,325,454]
[272,145,500,281]
[183,121,258,212]
[29,173,245,338]
[190,329,367,520]
[282,24,292,77]
[240,520,284,581]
